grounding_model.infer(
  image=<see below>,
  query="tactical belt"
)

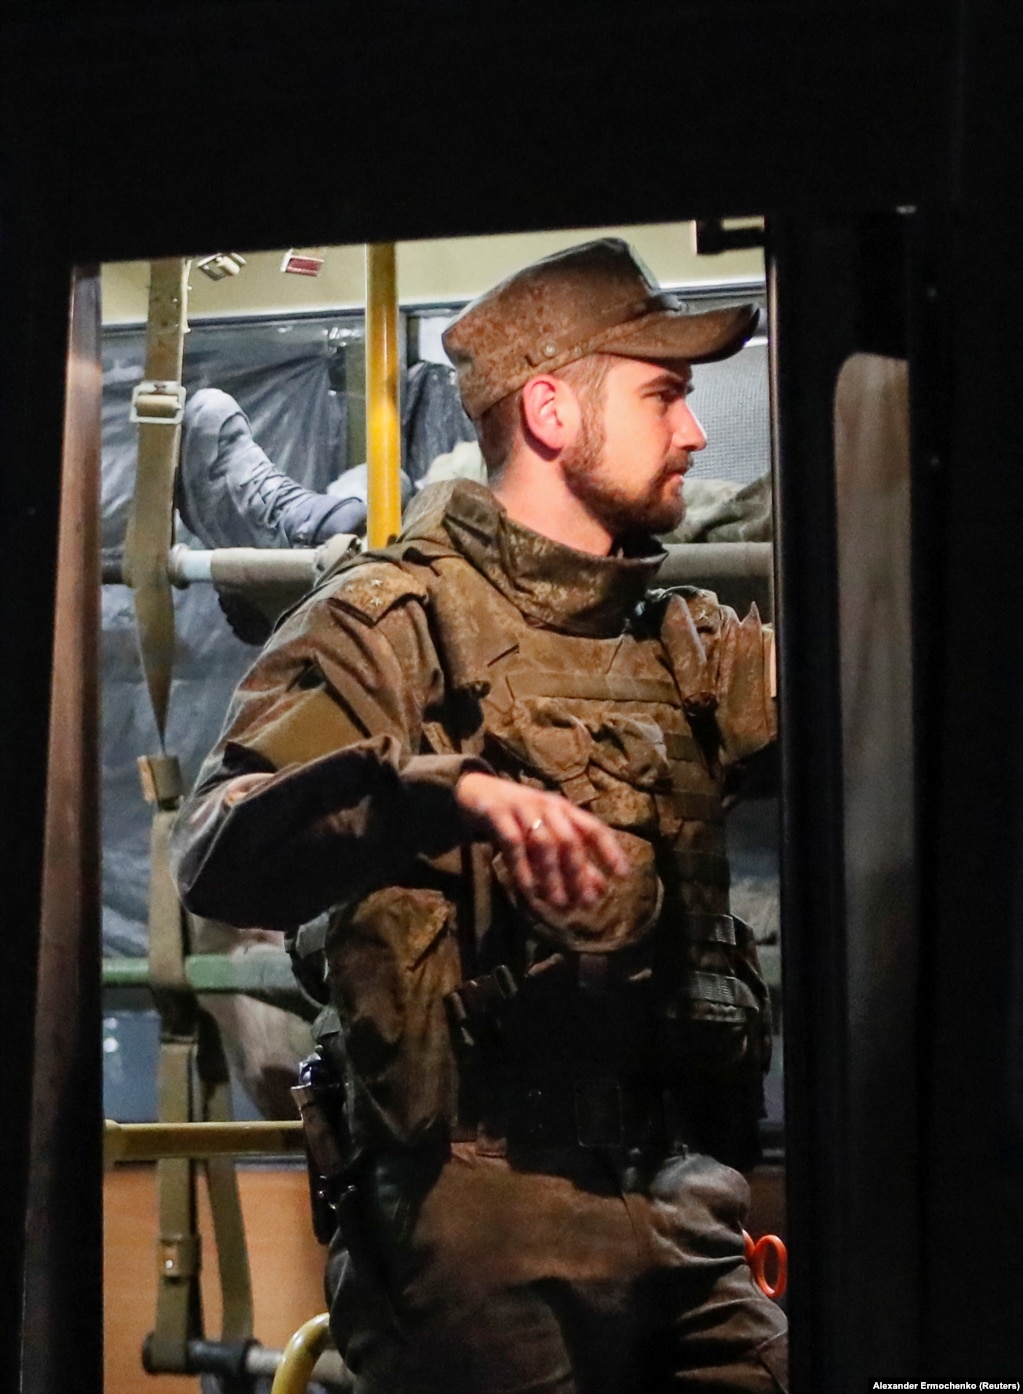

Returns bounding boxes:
[453,1077,689,1155]
[446,900,751,1051]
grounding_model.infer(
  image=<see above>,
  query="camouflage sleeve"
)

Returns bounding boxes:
[170,565,487,927]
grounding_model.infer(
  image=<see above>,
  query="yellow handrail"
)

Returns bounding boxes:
[103,1119,304,1166]
[365,242,402,548]
[270,1313,333,1394]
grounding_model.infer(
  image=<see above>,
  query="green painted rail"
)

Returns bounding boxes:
[102,951,309,1007]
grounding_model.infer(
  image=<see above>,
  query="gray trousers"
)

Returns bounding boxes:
[326,1144,788,1394]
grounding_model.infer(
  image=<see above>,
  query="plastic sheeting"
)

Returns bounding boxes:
[402,360,477,484]
[101,315,452,954]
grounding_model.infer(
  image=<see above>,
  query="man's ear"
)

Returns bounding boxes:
[520,374,580,454]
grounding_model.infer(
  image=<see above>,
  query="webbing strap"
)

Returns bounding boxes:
[199,1023,254,1342]
[669,790,725,824]
[508,670,678,705]
[663,730,703,764]
[204,1125,254,1341]
[683,912,738,945]
[146,799,193,1025]
[683,970,760,1011]
[145,810,256,1361]
[146,792,201,1371]
[148,1040,201,1372]
[674,849,731,889]
[436,628,491,973]
[144,800,256,1363]
[123,257,189,748]
[138,753,184,809]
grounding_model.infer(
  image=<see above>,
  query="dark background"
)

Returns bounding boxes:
[2,2,1022,1390]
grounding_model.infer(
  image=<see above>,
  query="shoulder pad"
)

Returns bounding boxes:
[327,561,429,626]
[674,585,723,634]
[647,584,722,634]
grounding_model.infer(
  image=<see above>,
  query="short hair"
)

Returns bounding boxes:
[475,352,614,480]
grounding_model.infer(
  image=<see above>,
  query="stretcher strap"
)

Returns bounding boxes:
[145,790,202,1369]
[199,1018,254,1342]
[144,797,255,1363]
[123,257,189,749]
[147,802,192,1029]
[127,256,255,1366]
[148,1039,201,1372]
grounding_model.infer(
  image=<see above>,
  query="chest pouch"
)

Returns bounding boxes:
[485,700,674,952]
[492,827,664,955]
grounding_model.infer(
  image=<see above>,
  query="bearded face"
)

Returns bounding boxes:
[559,358,703,540]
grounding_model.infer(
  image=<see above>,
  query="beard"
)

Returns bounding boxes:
[560,404,688,540]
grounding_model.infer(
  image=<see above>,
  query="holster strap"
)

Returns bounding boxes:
[445,964,518,1049]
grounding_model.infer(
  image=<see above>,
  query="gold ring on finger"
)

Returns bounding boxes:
[528,817,544,835]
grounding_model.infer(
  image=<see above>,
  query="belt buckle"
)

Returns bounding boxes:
[130,380,186,426]
[574,1078,624,1149]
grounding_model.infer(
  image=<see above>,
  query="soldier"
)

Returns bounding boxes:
[172,238,787,1393]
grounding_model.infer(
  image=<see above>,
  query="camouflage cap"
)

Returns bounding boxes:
[442,237,759,420]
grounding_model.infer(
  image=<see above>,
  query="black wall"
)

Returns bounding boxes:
[2,2,1021,1389]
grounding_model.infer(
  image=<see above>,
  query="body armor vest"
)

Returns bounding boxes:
[322,519,772,1169]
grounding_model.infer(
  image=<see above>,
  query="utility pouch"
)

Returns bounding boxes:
[659,914,773,1171]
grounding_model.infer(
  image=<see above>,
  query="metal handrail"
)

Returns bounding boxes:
[270,1314,335,1394]
[103,1119,304,1166]
[102,950,303,1002]
[365,243,402,548]
[102,538,773,591]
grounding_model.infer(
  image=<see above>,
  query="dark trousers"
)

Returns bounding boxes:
[326,1144,788,1394]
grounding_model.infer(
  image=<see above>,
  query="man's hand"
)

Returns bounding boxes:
[456,771,628,911]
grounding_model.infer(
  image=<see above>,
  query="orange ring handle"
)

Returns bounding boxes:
[742,1229,788,1300]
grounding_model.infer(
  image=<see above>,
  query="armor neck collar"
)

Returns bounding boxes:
[435,480,665,637]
